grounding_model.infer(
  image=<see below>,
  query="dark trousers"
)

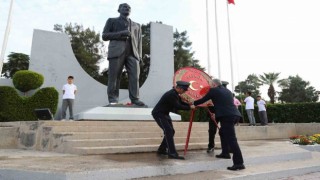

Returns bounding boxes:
[258,111,268,125]
[152,113,177,155]
[107,41,140,103]
[218,116,244,165]
[208,117,219,149]
[61,99,74,119]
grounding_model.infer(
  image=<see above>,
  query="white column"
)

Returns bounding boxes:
[226,1,234,92]
[0,0,14,76]
[214,0,221,79]
[206,0,212,75]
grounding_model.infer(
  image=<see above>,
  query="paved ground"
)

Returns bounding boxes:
[0,140,319,180]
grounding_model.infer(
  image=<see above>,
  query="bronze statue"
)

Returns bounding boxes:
[102,3,145,106]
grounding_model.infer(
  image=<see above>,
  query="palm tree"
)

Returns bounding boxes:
[259,72,280,104]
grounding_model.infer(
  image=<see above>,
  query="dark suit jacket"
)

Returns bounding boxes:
[194,86,242,118]
[102,16,142,61]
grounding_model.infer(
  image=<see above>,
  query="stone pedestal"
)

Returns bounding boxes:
[74,107,181,121]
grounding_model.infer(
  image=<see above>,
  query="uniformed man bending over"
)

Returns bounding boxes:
[193,79,245,170]
[152,81,195,160]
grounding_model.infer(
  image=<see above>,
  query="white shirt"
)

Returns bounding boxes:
[244,96,254,110]
[62,83,77,99]
[257,100,266,111]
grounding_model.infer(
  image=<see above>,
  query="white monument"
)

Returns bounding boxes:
[27,23,180,120]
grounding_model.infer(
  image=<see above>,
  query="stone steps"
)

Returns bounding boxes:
[46,121,208,133]
[72,142,211,155]
[54,131,209,140]
[43,121,214,155]
[49,125,207,133]
[45,120,208,127]
[64,137,210,147]
[37,121,300,155]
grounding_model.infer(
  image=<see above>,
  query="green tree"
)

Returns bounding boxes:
[173,30,204,71]
[259,72,280,104]
[1,52,29,78]
[139,23,151,86]
[54,23,104,81]
[235,74,262,99]
[278,75,319,103]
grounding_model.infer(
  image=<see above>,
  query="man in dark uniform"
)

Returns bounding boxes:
[152,81,195,160]
[193,79,245,171]
[207,81,229,153]
[102,3,145,106]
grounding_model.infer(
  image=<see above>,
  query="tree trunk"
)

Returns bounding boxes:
[268,84,275,104]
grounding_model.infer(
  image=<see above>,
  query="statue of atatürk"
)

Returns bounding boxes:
[102,3,145,106]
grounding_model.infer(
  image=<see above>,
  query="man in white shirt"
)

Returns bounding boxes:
[256,96,268,126]
[244,91,256,126]
[61,76,77,120]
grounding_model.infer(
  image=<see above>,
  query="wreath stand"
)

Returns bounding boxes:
[184,106,220,155]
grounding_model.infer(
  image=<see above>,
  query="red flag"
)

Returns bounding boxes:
[228,0,235,5]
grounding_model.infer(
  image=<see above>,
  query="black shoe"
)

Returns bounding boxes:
[168,153,185,160]
[157,149,168,155]
[215,154,231,159]
[132,100,145,106]
[227,164,246,171]
[207,147,214,153]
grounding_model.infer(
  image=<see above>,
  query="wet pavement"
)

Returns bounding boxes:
[0,140,319,180]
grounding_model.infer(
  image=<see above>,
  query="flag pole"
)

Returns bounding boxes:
[205,0,212,75]
[0,0,14,76]
[214,0,221,79]
[226,1,234,92]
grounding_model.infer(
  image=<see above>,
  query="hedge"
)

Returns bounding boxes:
[178,103,320,123]
[0,86,58,121]
[12,70,44,92]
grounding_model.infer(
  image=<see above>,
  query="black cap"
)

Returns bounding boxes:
[176,81,190,91]
[221,81,229,87]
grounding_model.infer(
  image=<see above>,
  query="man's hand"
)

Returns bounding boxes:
[207,102,214,106]
[121,30,131,37]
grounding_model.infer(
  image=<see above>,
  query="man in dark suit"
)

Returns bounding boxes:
[152,81,195,160]
[207,81,229,153]
[193,79,245,171]
[102,3,145,106]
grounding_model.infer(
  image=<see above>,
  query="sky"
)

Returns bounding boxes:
[1,0,320,100]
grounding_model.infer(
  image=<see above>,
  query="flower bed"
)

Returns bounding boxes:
[289,134,320,145]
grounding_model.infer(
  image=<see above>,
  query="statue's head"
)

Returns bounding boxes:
[118,3,131,17]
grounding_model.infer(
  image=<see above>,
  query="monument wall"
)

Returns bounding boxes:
[0,23,174,119]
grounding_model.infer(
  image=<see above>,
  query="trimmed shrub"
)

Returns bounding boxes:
[0,86,58,121]
[266,103,320,123]
[0,86,22,121]
[13,70,44,93]
[178,103,320,123]
[179,108,209,122]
